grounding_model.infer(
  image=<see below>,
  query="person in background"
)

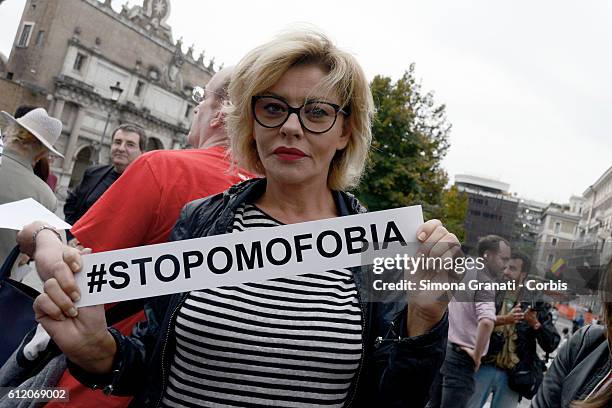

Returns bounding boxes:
[33,155,58,192]
[468,251,560,407]
[0,108,62,261]
[427,235,509,408]
[13,105,37,119]
[63,123,146,241]
[13,106,59,191]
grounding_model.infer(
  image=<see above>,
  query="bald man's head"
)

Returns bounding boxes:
[187,66,234,149]
[207,66,233,103]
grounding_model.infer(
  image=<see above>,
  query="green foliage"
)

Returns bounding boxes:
[427,186,468,243]
[356,63,452,216]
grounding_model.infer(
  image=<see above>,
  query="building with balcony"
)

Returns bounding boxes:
[513,198,547,256]
[574,166,612,267]
[534,203,581,276]
[1,0,216,201]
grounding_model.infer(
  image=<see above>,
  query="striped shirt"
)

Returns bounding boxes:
[161,203,363,408]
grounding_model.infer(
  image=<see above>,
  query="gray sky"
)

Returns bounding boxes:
[1,0,610,204]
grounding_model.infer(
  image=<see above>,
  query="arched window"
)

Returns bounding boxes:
[69,145,93,188]
[146,137,164,151]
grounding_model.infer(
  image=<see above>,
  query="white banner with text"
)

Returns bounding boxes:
[75,206,423,307]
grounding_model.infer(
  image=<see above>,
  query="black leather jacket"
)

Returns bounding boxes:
[70,178,448,407]
[532,324,611,408]
[64,164,116,226]
[513,305,560,362]
[486,300,560,366]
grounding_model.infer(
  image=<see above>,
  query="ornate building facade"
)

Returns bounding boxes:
[2,0,216,199]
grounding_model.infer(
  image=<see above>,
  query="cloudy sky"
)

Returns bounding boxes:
[1,0,610,204]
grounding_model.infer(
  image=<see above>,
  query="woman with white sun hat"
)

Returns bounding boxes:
[0,107,63,261]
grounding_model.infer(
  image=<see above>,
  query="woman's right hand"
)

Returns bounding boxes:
[34,288,115,374]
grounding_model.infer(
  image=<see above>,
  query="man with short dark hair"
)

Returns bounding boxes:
[63,124,145,231]
[428,235,510,408]
[467,251,560,407]
[477,235,512,279]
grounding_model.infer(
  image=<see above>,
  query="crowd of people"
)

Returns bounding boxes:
[0,28,610,408]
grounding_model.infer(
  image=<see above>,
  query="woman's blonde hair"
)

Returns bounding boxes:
[4,123,43,150]
[227,28,374,191]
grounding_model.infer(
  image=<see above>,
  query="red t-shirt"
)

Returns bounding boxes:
[46,146,252,408]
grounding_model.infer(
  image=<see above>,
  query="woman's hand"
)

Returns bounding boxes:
[18,222,84,288]
[34,289,114,374]
[32,257,116,374]
[19,222,116,373]
[407,219,462,337]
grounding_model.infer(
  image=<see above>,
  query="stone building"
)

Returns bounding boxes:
[573,166,612,267]
[2,0,216,199]
[0,52,7,73]
[512,198,547,256]
[534,202,581,276]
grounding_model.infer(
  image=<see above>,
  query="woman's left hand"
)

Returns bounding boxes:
[407,219,462,337]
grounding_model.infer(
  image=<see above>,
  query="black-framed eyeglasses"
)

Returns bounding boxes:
[252,95,350,134]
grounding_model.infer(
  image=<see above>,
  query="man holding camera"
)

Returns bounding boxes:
[468,251,560,407]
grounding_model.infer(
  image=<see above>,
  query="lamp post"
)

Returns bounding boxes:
[95,81,124,164]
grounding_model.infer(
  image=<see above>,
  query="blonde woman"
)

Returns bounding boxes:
[28,30,460,407]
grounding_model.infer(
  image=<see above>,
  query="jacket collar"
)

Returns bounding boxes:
[221,177,366,215]
[1,147,33,172]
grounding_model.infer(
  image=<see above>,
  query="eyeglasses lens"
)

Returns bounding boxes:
[253,97,337,133]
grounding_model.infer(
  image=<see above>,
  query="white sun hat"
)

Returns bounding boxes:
[0,108,64,158]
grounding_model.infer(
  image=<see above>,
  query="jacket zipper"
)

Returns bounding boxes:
[154,197,236,407]
[584,368,612,401]
[155,296,186,407]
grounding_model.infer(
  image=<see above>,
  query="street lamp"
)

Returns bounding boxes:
[95,81,124,164]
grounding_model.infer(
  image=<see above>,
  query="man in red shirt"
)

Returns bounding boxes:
[13,67,253,407]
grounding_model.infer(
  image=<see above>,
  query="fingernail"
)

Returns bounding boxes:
[71,292,80,302]
[58,314,66,321]
[418,232,426,241]
[71,262,80,271]
[68,307,78,317]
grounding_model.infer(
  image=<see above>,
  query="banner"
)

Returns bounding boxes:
[75,206,423,307]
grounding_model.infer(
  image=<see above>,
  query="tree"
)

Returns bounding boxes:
[428,185,468,243]
[356,64,451,217]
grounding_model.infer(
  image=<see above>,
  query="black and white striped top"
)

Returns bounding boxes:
[161,203,363,408]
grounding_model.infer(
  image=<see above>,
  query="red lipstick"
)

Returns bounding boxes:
[273,146,306,161]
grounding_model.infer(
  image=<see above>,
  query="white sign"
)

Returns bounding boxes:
[0,198,72,230]
[75,206,423,307]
